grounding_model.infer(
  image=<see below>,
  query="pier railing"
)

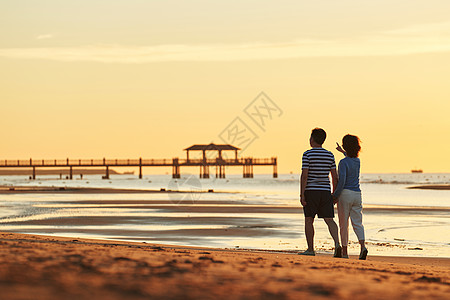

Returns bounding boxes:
[0,156,277,179]
[0,158,276,167]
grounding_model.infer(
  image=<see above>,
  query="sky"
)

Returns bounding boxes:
[1,0,450,174]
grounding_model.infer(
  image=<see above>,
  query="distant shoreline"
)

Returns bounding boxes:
[0,186,218,194]
[0,168,122,176]
[0,186,159,194]
[407,185,450,190]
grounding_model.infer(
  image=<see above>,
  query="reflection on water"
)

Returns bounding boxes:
[0,173,449,257]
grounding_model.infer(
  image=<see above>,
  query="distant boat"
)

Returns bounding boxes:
[411,169,423,173]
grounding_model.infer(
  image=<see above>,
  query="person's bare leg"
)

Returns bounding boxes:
[305,217,315,252]
[359,240,368,260]
[324,218,340,248]
[359,240,366,252]
[342,246,348,257]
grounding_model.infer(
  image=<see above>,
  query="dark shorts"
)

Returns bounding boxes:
[303,190,334,218]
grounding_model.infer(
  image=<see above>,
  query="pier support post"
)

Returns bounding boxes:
[139,157,143,179]
[200,164,209,179]
[243,158,253,178]
[104,166,110,180]
[172,158,180,178]
[215,165,226,178]
[69,166,73,180]
[273,157,278,178]
[32,166,36,180]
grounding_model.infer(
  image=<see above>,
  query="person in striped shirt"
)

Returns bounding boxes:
[299,128,342,257]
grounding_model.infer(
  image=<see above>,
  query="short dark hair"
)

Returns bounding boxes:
[311,128,326,145]
[342,134,361,158]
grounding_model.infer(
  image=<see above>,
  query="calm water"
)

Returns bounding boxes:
[0,173,449,257]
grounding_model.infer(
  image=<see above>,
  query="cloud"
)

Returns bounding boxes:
[35,34,54,40]
[382,21,450,36]
[2,22,450,63]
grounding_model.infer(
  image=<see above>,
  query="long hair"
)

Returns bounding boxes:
[342,134,361,158]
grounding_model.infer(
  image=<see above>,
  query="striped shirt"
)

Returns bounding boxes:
[302,148,336,191]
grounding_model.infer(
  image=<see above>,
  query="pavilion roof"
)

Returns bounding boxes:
[184,143,240,151]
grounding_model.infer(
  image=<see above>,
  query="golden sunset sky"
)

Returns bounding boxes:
[1,1,449,173]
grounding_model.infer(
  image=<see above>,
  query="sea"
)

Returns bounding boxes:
[0,173,449,258]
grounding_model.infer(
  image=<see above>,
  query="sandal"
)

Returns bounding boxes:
[359,248,368,260]
[334,246,342,258]
[298,250,315,256]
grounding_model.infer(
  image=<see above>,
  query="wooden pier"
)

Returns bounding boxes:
[0,144,277,179]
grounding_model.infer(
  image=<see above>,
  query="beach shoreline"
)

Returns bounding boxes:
[407,184,450,190]
[1,183,448,258]
[0,232,448,299]
[0,185,221,194]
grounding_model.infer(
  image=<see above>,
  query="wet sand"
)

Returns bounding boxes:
[0,232,448,300]
[1,188,448,254]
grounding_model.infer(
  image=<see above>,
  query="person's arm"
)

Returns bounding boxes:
[336,142,347,156]
[331,168,339,204]
[333,160,347,200]
[300,168,309,206]
[331,168,338,194]
[300,152,309,206]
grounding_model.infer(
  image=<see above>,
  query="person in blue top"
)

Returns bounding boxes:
[333,134,367,260]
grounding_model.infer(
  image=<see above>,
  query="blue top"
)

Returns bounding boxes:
[333,157,361,198]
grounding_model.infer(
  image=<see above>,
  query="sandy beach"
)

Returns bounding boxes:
[0,232,448,300]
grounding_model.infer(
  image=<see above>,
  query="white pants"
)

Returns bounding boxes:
[337,189,365,246]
